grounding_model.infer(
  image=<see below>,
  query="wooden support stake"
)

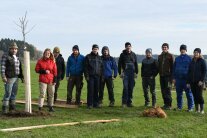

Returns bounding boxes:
[0,119,120,132]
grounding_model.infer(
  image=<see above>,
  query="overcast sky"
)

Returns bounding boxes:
[1,0,207,59]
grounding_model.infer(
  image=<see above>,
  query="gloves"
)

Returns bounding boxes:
[186,84,191,88]
[120,73,124,79]
[198,81,203,86]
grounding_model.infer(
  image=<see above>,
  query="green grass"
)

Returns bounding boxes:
[0,63,207,138]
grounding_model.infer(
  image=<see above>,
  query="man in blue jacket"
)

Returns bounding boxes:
[66,45,85,105]
[173,44,194,111]
[99,46,118,107]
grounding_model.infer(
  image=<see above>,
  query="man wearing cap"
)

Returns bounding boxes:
[84,44,103,108]
[141,48,158,107]
[66,45,85,105]
[158,43,174,110]
[1,42,24,114]
[187,48,206,114]
[99,46,118,107]
[53,47,65,103]
[118,42,138,107]
[172,44,194,111]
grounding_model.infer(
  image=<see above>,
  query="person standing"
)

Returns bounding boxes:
[53,47,65,103]
[172,44,194,111]
[35,48,57,112]
[187,48,206,114]
[99,46,118,107]
[118,42,138,107]
[84,44,103,109]
[66,45,85,105]
[1,42,24,114]
[141,48,158,107]
[158,43,174,110]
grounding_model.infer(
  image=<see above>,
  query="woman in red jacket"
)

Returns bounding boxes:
[35,48,57,112]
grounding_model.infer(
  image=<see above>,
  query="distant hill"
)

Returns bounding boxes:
[0,38,42,60]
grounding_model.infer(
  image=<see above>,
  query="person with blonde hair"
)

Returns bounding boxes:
[35,48,57,112]
[187,48,206,114]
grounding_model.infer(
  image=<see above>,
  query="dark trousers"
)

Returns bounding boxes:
[190,82,204,104]
[87,75,100,107]
[67,76,83,103]
[142,77,156,106]
[54,79,60,102]
[99,77,115,103]
[160,76,172,107]
[122,69,135,105]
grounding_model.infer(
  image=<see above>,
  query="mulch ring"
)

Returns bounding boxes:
[0,110,51,118]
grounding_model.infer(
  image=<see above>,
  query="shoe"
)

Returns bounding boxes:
[9,104,16,111]
[48,106,55,112]
[163,106,172,110]
[38,107,42,111]
[187,108,193,112]
[144,103,150,107]
[173,108,182,111]
[127,103,134,107]
[87,106,93,109]
[109,102,114,107]
[200,110,205,114]
[2,106,8,114]
[122,104,127,108]
[66,101,71,104]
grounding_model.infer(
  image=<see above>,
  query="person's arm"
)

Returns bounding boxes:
[200,59,207,82]
[112,58,118,78]
[1,54,7,82]
[84,55,89,81]
[134,53,138,74]
[61,57,65,80]
[35,60,47,74]
[118,54,122,75]
[53,62,57,84]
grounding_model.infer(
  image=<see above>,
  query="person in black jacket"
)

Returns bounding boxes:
[53,47,65,103]
[118,42,138,107]
[187,48,206,114]
[141,48,158,107]
[1,42,24,114]
[84,44,103,109]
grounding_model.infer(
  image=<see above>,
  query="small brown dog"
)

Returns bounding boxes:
[143,106,167,118]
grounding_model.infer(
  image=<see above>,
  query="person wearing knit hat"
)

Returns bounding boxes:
[172,44,194,112]
[66,45,85,105]
[141,48,158,107]
[84,44,103,109]
[118,42,138,107]
[1,42,24,114]
[99,46,118,107]
[158,43,174,110]
[187,48,206,114]
[52,47,65,103]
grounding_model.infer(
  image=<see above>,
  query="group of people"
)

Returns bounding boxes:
[1,42,206,114]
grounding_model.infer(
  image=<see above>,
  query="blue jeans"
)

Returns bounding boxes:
[2,78,18,106]
[176,79,194,110]
[122,69,135,105]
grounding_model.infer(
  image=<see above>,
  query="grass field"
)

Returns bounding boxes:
[0,62,207,138]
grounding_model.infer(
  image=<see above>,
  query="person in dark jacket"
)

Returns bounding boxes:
[66,45,85,105]
[99,46,118,107]
[84,44,103,109]
[158,43,174,110]
[118,42,138,107]
[53,47,65,103]
[187,48,206,114]
[172,44,194,111]
[1,42,24,114]
[141,48,158,107]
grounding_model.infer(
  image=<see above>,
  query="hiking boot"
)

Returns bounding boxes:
[87,106,93,109]
[173,107,182,111]
[38,107,42,111]
[109,102,114,107]
[200,110,205,114]
[9,104,16,111]
[127,103,134,107]
[122,104,127,108]
[48,106,55,112]
[187,108,194,112]
[144,102,150,107]
[66,101,72,105]
[2,106,8,114]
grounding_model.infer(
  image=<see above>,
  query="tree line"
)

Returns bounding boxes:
[0,38,42,60]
